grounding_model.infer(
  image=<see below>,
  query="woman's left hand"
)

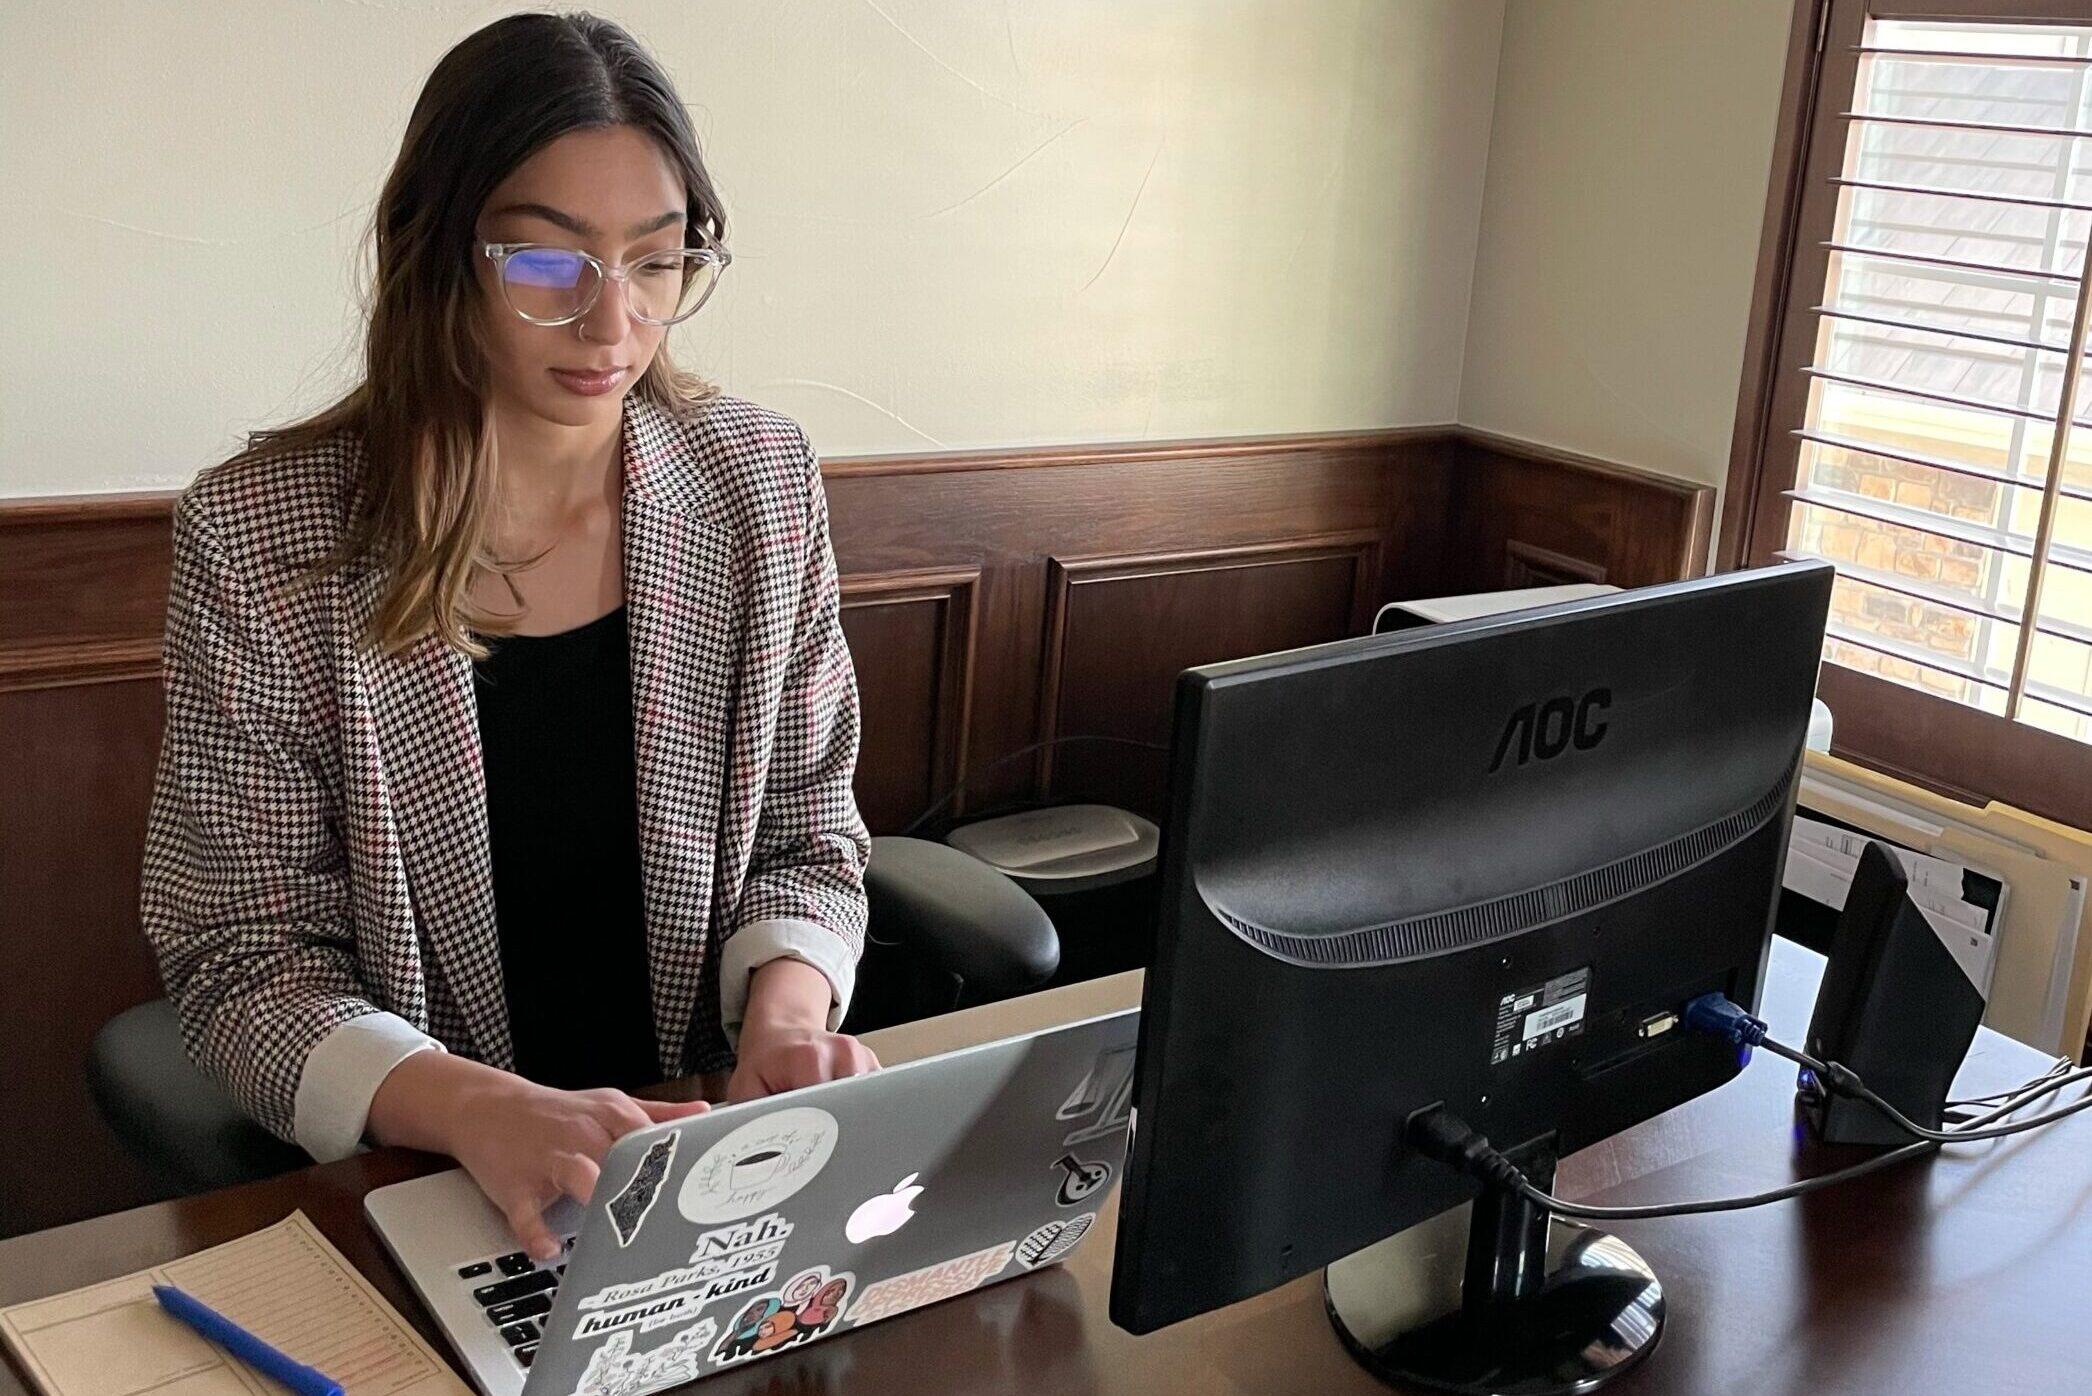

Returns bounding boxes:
[726,957,880,1103]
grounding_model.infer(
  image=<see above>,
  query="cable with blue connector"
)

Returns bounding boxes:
[1404,993,2092,1221]
[1684,992,2092,1144]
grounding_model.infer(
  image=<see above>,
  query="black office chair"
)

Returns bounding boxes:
[89,835,1059,1196]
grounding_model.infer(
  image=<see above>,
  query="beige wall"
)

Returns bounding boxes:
[0,0,1505,497]
[1458,0,1796,493]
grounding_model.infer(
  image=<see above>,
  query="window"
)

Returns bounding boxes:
[1729,0,2092,831]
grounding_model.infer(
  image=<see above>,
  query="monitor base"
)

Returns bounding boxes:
[1324,1148,1663,1395]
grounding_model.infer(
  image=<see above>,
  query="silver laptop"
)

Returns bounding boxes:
[366,1008,1138,1395]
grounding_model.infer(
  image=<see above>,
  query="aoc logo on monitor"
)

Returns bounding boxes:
[1489,688,1611,772]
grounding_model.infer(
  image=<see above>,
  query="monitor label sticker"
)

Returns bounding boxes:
[1492,967,1591,1064]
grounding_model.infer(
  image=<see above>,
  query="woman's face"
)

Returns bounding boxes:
[473,124,688,431]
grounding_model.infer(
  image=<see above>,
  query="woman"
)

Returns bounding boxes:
[139,11,877,1260]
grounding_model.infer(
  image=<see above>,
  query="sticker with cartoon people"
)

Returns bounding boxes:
[709,1266,853,1368]
[604,1131,678,1247]
[569,1317,717,1396]
[1049,1152,1113,1207]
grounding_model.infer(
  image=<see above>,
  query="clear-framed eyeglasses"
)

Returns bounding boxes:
[477,241,732,327]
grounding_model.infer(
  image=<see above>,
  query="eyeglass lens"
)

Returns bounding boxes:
[500,248,720,325]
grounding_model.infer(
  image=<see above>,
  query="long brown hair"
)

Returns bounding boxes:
[247,11,727,658]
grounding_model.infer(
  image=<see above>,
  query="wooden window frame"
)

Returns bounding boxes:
[1724,0,2092,831]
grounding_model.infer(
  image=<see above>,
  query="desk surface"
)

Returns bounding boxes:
[4,941,2088,1396]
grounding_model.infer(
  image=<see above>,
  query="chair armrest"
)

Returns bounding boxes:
[863,836,1060,1003]
[88,998,308,1195]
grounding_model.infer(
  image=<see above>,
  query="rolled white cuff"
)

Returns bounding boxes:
[292,1011,445,1162]
[720,917,858,1042]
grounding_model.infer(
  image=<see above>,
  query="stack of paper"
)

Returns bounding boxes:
[0,1212,471,1396]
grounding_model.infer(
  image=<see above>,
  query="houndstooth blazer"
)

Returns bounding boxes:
[139,392,870,1155]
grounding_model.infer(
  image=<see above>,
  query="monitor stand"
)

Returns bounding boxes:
[1324,1145,1664,1395]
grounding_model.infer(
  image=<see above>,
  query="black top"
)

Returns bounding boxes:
[472,605,659,1091]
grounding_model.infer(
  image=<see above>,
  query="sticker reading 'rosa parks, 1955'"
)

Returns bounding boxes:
[677,1106,840,1225]
[575,1213,795,1313]
[569,1317,718,1396]
[604,1132,678,1247]
[1016,1212,1094,1269]
[845,1241,1016,1327]
[709,1266,853,1368]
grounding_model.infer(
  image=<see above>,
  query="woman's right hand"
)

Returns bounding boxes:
[368,1051,710,1260]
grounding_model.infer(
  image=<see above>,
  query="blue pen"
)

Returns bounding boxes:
[152,1284,346,1396]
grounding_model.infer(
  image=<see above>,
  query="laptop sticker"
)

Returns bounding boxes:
[845,1174,925,1244]
[1057,1043,1136,1146]
[846,1241,1016,1326]
[678,1106,840,1225]
[604,1131,678,1246]
[1050,1152,1113,1207]
[568,1317,718,1396]
[1016,1212,1094,1268]
[573,1289,711,1341]
[708,1266,854,1368]
[575,1213,795,1313]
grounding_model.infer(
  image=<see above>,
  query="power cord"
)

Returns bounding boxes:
[1406,997,2091,1222]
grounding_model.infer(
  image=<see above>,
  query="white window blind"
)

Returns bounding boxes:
[1784,17,2092,745]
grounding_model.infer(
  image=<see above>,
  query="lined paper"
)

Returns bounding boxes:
[0,1212,470,1396]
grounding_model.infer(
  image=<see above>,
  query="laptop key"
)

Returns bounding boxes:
[485,1293,553,1326]
[515,1345,537,1368]
[500,1321,539,1347]
[456,1260,492,1280]
[472,1270,559,1306]
[494,1252,536,1277]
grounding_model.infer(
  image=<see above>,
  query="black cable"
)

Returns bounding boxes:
[1406,1047,2090,1222]
[897,734,1171,836]
[1755,1036,2092,1143]
[1946,1056,2071,1108]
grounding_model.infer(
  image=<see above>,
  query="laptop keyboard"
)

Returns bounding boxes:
[456,1236,577,1369]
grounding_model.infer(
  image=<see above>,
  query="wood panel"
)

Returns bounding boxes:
[0,680,176,1232]
[840,569,980,835]
[0,496,174,691]
[1036,533,1384,818]
[0,424,1709,1236]
[1447,429,1715,592]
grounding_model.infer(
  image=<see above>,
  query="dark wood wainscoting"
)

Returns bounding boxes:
[0,426,1710,1237]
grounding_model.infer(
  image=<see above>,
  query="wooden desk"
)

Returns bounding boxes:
[4,941,2087,1395]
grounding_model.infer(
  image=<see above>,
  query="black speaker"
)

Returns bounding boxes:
[1800,839,1987,1146]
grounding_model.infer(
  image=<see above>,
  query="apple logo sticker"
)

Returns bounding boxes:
[679,1107,840,1225]
[845,1174,925,1244]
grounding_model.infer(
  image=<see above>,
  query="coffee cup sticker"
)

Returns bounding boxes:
[678,1106,840,1225]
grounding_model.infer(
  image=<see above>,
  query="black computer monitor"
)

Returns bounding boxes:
[1109,561,1833,1393]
